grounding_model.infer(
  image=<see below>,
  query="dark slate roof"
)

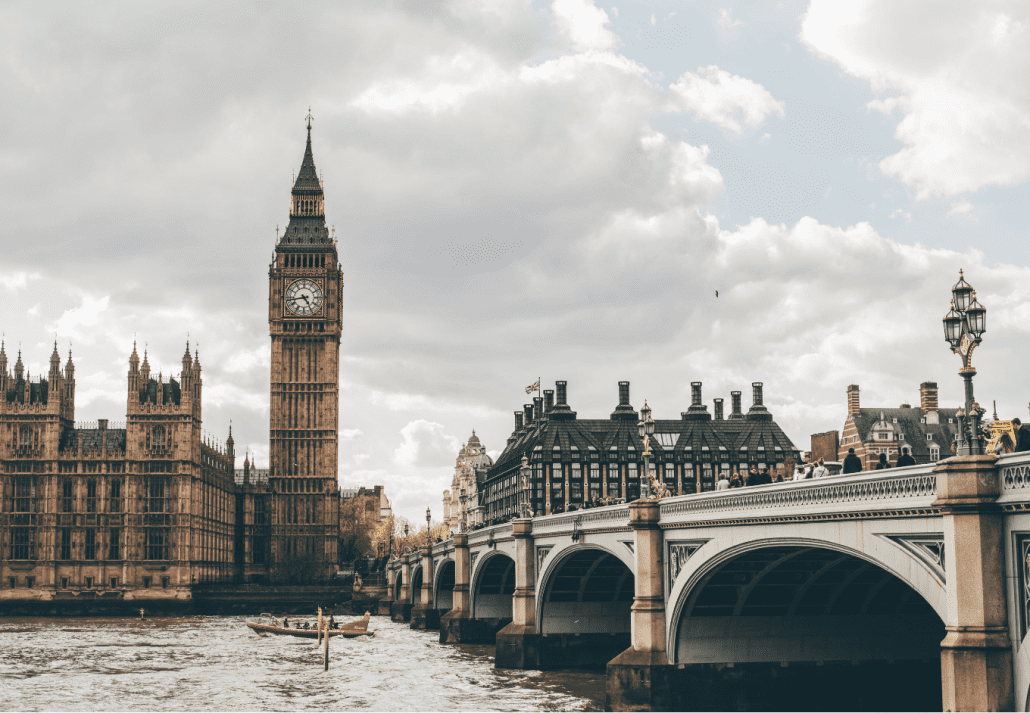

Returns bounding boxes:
[280,214,330,247]
[486,404,799,483]
[851,407,959,459]
[293,125,321,191]
[139,377,181,406]
[59,428,126,453]
[280,124,332,247]
[234,468,270,485]
[6,377,48,405]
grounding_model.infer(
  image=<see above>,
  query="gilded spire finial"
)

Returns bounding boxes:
[306,106,313,131]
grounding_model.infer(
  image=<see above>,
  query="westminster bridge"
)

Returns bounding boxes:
[385,452,1030,711]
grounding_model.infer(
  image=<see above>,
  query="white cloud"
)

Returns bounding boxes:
[47,295,110,343]
[0,270,37,291]
[394,420,461,467]
[718,8,742,28]
[552,0,618,52]
[801,0,1030,198]
[948,200,974,216]
[340,428,364,441]
[668,65,784,133]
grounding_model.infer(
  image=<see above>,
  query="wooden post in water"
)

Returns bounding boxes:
[322,621,329,671]
[317,608,323,646]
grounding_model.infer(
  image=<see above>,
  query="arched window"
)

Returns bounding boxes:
[153,426,166,448]
[19,426,31,446]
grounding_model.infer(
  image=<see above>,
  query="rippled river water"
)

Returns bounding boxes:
[0,616,605,711]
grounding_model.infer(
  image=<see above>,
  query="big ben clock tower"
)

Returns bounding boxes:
[268,111,341,581]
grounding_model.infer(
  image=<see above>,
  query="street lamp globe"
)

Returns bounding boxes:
[943,302,963,347]
[966,293,987,338]
[951,270,974,311]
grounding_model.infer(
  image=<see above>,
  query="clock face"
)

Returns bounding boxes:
[285,278,323,316]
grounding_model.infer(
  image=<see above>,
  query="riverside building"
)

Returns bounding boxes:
[481,380,799,522]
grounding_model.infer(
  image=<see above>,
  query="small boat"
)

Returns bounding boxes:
[246,612,374,639]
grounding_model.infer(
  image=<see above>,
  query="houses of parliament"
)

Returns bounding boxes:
[0,115,344,607]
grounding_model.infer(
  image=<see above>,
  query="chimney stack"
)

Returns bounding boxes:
[556,381,567,406]
[524,403,534,425]
[683,382,710,420]
[611,380,637,420]
[919,381,938,413]
[544,389,554,414]
[534,396,544,420]
[847,384,861,416]
[745,382,771,420]
[514,411,524,431]
[714,398,724,420]
[729,391,743,419]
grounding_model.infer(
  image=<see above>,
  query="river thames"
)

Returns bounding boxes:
[0,616,605,711]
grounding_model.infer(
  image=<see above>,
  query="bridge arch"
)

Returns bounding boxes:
[471,551,515,620]
[535,543,634,636]
[668,539,946,711]
[434,558,455,612]
[409,563,423,604]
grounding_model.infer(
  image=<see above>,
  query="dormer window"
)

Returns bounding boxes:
[926,434,933,441]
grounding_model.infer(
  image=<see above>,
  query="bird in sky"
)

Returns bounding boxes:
[715,290,719,298]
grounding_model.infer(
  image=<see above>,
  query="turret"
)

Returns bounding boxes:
[128,341,140,395]
[181,340,192,391]
[141,348,151,382]
[226,423,235,459]
[64,349,75,420]
[14,350,24,381]
[0,339,7,392]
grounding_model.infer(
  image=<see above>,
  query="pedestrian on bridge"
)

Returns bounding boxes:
[716,472,730,490]
[875,452,891,470]
[897,448,916,467]
[843,448,863,474]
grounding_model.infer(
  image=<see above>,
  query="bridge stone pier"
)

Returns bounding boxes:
[410,546,440,630]
[390,558,412,622]
[388,451,1030,711]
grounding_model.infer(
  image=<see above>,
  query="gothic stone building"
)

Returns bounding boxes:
[266,113,342,581]
[0,341,238,606]
[481,380,799,523]
[442,431,492,535]
[837,381,959,470]
[0,117,348,604]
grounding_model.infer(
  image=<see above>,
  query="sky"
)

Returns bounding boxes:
[1,0,1029,524]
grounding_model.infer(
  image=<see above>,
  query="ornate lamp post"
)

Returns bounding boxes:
[425,507,432,546]
[638,400,655,500]
[519,454,532,518]
[459,486,468,533]
[943,269,988,455]
[404,522,409,552]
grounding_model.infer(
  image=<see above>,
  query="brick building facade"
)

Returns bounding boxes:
[837,382,959,470]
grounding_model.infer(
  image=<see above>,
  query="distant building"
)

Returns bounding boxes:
[838,382,959,469]
[810,430,840,464]
[338,485,391,560]
[481,380,799,523]
[442,431,492,534]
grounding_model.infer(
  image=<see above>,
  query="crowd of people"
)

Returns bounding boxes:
[280,615,338,630]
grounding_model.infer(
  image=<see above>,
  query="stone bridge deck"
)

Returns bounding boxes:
[388,453,1030,711]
